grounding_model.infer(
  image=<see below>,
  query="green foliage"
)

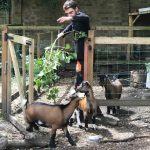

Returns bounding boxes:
[47,87,59,103]
[32,47,75,102]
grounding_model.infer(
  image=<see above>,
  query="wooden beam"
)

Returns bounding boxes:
[28,40,34,104]
[9,115,28,135]
[51,31,54,44]
[133,15,140,25]
[95,60,150,65]
[22,30,26,95]
[95,37,150,45]
[96,99,150,106]
[84,30,94,84]
[84,38,88,81]
[37,33,40,58]
[94,26,150,31]
[8,40,26,103]
[1,27,8,118]
[8,26,62,31]
[7,33,32,45]
[7,41,12,115]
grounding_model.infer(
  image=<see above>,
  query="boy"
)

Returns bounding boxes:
[57,0,90,89]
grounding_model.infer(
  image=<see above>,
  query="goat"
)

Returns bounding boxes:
[70,81,102,130]
[98,75,122,114]
[24,93,84,148]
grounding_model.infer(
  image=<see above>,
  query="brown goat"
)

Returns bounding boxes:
[24,93,83,148]
[99,75,122,114]
[74,81,102,130]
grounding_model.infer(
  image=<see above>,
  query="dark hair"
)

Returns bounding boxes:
[63,0,78,10]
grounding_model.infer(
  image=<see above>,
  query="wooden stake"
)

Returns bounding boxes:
[84,30,95,84]
[1,26,8,118]
[28,40,34,104]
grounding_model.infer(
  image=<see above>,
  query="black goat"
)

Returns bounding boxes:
[99,75,122,114]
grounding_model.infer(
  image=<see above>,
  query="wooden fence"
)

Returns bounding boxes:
[1,27,34,119]
[84,27,150,106]
[0,25,66,138]
[0,25,64,111]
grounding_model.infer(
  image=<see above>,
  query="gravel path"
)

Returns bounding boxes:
[0,76,150,150]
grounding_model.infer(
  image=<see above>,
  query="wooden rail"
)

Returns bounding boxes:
[96,99,150,106]
[95,37,150,45]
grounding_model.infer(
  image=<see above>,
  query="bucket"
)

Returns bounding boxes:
[130,70,146,88]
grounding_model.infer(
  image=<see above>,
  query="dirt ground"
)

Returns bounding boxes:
[0,73,150,150]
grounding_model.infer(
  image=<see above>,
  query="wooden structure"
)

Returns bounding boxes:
[85,28,150,106]
[1,26,34,119]
[0,25,66,140]
[128,8,150,59]
[0,25,64,110]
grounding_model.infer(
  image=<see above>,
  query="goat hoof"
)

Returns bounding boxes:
[84,127,89,131]
[71,142,76,146]
[50,144,56,148]
[26,127,33,132]
[92,126,97,131]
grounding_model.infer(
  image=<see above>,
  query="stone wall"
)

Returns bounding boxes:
[10,0,150,26]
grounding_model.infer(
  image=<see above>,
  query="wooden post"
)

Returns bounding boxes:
[28,39,34,104]
[127,15,133,60]
[1,27,8,118]
[37,33,40,58]
[57,30,60,46]
[51,31,54,44]
[7,40,12,115]
[84,30,95,84]
[22,29,26,95]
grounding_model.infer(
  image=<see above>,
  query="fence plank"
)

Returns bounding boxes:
[84,30,94,84]
[7,43,11,115]
[95,37,150,45]
[96,99,150,106]
[22,30,26,95]
[28,40,34,103]
[7,33,32,45]
[1,27,8,118]
[9,115,28,135]
[94,26,150,31]
[8,25,62,31]
[8,40,26,102]
[37,33,40,58]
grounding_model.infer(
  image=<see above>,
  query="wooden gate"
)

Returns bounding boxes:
[1,26,34,122]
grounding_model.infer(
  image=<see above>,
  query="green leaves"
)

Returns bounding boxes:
[33,48,75,102]
[47,87,59,103]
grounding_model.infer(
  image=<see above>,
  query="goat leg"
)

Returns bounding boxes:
[75,109,82,128]
[49,129,56,148]
[112,106,116,114]
[63,126,76,146]
[84,117,89,131]
[26,122,34,132]
[92,115,97,130]
[107,106,111,114]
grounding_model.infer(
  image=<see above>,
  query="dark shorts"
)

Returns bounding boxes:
[74,38,85,61]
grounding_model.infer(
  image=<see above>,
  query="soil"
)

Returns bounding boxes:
[0,72,150,150]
